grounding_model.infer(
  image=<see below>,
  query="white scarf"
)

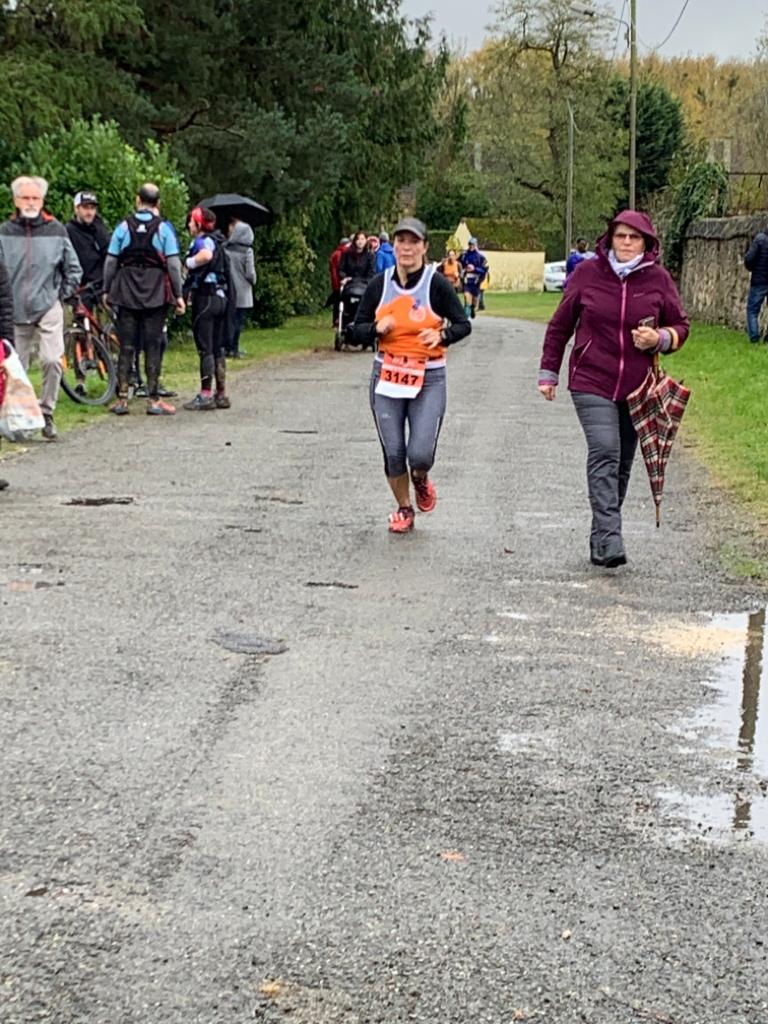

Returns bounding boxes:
[608,250,645,278]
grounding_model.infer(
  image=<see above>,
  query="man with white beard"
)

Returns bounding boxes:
[0,176,82,440]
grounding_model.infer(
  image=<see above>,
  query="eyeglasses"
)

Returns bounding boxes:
[614,231,643,242]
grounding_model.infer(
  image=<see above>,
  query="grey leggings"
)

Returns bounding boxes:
[571,390,638,559]
[370,363,446,478]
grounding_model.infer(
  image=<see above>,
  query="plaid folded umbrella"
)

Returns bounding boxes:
[627,353,691,527]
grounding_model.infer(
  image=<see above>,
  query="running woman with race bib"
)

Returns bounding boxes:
[351,218,471,533]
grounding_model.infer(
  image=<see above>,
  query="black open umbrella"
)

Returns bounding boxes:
[198,193,273,229]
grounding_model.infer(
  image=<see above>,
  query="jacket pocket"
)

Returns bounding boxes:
[569,338,592,382]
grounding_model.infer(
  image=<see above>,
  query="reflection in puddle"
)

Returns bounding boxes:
[666,608,768,842]
[674,609,768,777]
[658,788,768,844]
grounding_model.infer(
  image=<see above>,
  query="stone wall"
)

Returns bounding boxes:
[680,214,767,329]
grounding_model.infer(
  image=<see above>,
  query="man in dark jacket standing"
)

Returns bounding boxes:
[66,190,110,301]
[0,258,15,490]
[744,228,768,343]
[0,175,82,440]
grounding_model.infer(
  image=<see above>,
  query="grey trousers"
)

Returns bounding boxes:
[572,390,638,560]
[370,364,446,478]
[14,301,64,416]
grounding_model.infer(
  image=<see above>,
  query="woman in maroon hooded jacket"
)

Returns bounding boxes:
[538,210,689,567]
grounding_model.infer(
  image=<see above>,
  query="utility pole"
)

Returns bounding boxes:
[570,3,638,207]
[629,0,637,208]
[565,100,575,258]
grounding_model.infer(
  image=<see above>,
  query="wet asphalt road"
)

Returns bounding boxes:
[1,317,767,1024]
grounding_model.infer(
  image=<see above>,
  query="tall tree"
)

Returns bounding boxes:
[606,79,686,206]
[465,0,624,255]
[0,0,144,171]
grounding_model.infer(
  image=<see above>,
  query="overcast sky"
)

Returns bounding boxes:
[400,0,766,62]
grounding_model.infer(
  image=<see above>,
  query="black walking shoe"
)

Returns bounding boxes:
[183,393,216,411]
[42,414,58,440]
[591,551,627,568]
[0,479,9,491]
[134,384,149,398]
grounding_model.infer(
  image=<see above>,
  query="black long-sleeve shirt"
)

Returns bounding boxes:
[350,264,471,349]
[0,259,14,343]
[66,216,111,288]
[339,247,375,283]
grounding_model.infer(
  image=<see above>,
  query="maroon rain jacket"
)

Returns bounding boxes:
[540,210,689,402]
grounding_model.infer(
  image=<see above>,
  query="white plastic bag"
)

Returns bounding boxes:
[0,347,45,441]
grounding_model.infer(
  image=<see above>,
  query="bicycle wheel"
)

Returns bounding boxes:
[101,319,121,362]
[60,327,117,406]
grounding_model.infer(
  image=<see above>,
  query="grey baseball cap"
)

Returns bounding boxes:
[392,217,427,240]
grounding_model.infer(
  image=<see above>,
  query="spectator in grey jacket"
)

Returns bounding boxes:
[0,176,82,439]
[224,219,256,358]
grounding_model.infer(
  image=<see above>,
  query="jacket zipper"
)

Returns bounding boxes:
[24,219,32,318]
[613,279,628,402]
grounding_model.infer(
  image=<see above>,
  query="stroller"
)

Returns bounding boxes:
[334,277,374,352]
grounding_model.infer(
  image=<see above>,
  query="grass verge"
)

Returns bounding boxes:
[662,324,768,578]
[19,313,330,435]
[482,291,560,323]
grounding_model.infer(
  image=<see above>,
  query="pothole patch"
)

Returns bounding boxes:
[213,632,288,656]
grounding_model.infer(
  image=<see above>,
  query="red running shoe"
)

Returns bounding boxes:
[388,505,415,533]
[412,474,437,513]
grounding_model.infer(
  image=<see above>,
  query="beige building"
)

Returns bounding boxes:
[449,220,545,292]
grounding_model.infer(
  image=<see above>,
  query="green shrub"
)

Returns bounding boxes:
[416,168,490,229]
[664,161,729,276]
[252,222,316,328]
[428,230,453,259]
[463,217,543,251]
[4,116,189,232]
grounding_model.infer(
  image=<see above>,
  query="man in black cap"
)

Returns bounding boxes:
[66,190,111,303]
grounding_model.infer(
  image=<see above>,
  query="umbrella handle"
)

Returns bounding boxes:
[652,351,661,380]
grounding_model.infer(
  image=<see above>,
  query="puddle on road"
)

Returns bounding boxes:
[668,609,768,777]
[658,787,768,844]
[662,608,768,843]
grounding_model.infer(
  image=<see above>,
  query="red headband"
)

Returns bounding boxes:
[189,206,216,232]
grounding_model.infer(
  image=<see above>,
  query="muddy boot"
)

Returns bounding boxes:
[214,357,231,409]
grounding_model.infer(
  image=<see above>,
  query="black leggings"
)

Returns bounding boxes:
[191,291,227,391]
[116,306,167,399]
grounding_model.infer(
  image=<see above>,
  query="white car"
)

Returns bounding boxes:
[543,260,567,292]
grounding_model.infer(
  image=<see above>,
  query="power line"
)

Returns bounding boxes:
[611,0,628,60]
[653,0,693,51]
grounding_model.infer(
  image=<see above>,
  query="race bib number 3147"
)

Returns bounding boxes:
[375,354,427,399]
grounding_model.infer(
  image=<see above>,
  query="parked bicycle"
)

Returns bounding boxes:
[61,284,119,406]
